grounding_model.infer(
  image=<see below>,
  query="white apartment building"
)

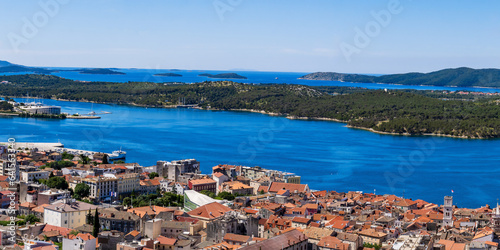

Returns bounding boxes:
[116,173,140,195]
[82,176,117,200]
[21,170,50,182]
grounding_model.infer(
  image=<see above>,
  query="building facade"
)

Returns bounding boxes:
[44,200,98,228]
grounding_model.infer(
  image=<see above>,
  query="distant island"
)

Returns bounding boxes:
[299,67,500,88]
[198,73,247,79]
[0,61,126,75]
[0,60,56,74]
[154,73,183,77]
[78,68,125,75]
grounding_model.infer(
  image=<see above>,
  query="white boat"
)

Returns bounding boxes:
[108,149,126,160]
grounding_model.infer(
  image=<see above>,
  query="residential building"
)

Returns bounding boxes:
[44,199,98,228]
[21,170,50,182]
[0,191,16,208]
[62,233,96,250]
[268,182,310,195]
[281,172,301,184]
[82,176,117,200]
[223,233,251,246]
[99,208,141,234]
[157,159,200,181]
[116,173,140,196]
[358,229,387,245]
[317,236,350,250]
[189,178,217,193]
[212,172,229,192]
[38,189,70,205]
[187,202,233,227]
[220,181,253,196]
[394,199,418,212]
[140,178,160,194]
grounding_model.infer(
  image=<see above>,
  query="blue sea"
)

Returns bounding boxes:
[1,69,499,208]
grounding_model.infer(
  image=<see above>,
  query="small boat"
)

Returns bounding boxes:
[275,77,279,80]
[108,148,126,160]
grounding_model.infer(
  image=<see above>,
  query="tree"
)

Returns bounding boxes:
[92,209,100,237]
[43,160,75,170]
[46,176,69,189]
[217,191,235,201]
[123,197,131,207]
[74,183,90,200]
[102,155,109,164]
[25,214,40,224]
[199,190,215,198]
[86,210,93,225]
[149,172,159,179]
[80,154,90,164]
[363,243,382,250]
[70,230,79,236]
[61,152,74,160]
[259,189,265,195]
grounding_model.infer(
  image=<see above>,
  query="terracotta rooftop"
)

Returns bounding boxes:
[268,182,308,194]
[238,229,307,250]
[318,236,349,250]
[187,202,233,220]
[358,229,387,239]
[223,233,251,243]
[156,235,176,246]
[394,199,417,207]
[190,178,216,185]
[127,206,174,217]
[68,233,95,241]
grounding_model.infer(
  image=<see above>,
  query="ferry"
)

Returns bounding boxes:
[108,149,126,160]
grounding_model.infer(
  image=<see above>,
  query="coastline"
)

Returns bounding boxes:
[298,78,500,90]
[345,125,475,139]
[7,96,489,139]
[0,112,19,116]
[221,109,482,139]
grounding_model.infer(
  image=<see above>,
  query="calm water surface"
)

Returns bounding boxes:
[1,98,499,208]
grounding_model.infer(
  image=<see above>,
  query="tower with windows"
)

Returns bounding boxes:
[443,196,453,227]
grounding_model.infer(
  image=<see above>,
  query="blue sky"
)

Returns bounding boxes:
[1,1,499,74]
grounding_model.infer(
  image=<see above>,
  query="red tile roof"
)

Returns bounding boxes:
[156,235,176,246]
[268,182,308,194]
[187,202,233,220]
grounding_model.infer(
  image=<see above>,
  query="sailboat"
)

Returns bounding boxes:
[89,103,96,116]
